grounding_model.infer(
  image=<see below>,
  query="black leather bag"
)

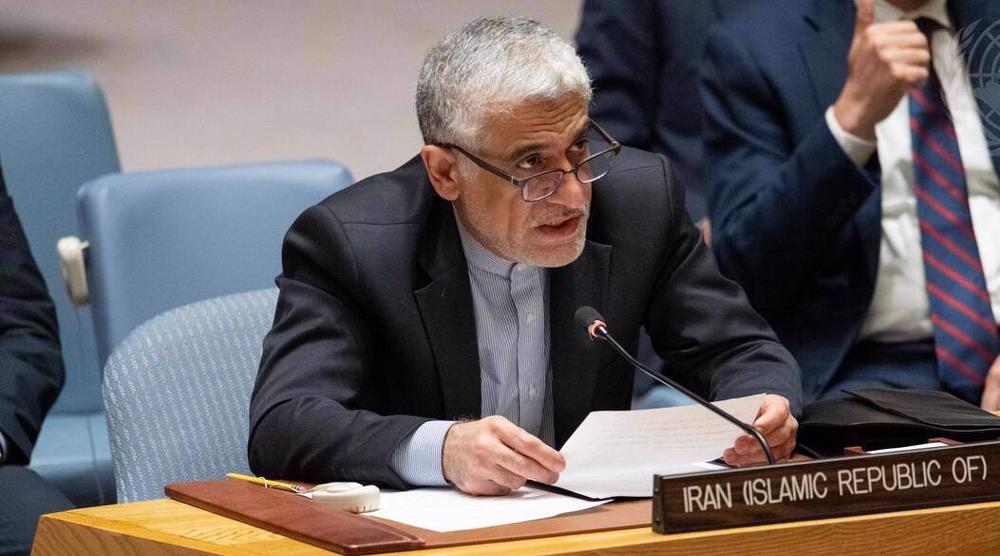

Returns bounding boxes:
[798,389,1000,456]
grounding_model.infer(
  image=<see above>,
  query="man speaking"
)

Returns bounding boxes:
[249,17,801,496]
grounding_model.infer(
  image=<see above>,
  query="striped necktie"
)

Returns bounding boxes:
[910,18,998,403]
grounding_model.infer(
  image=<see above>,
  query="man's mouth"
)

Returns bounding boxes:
[536,215,582,237]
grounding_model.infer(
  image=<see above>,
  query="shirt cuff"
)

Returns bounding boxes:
[388,420,455,487]
[0,431,7,464]
[825,106,877,167]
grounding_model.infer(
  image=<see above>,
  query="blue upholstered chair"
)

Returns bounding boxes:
[72,160,352,365]
[86,161,352,500]
[104,288,278,502]
[0,70,121,505]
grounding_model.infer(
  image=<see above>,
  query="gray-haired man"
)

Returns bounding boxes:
[249,17,801,496]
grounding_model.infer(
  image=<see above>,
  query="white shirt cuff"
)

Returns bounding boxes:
[0,431,7,464]
[825,106,877,167]
[388,420,455,486]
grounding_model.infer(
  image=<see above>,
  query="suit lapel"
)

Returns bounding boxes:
[800,0,854,112]
[802,0,883,284]
[549,240,612,446]
[413,201,481,420]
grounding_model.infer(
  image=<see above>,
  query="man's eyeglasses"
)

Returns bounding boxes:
[439,121,621,202]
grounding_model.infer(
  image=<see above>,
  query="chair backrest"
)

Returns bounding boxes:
[78,160,353,364]
[0,70,120,413]
[104,287,278,502]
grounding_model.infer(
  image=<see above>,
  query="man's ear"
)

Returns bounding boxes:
[420,145,461,201]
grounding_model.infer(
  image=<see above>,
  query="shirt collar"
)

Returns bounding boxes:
[868,0,951,30]
[454,209,519,277]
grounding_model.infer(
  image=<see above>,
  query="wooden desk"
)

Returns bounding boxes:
[33,497,1000,555]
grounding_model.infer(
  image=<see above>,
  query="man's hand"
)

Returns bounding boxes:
[980,356,1000,411]
[832,0,930,141]
[442,416,566,496]
[723,394,798,466]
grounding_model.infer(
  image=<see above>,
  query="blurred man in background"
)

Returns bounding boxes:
[702,0,1000,406]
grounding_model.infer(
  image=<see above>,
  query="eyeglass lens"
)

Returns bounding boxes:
[523,142,616,201]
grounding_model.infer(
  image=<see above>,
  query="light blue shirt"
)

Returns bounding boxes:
[388,216,554,485]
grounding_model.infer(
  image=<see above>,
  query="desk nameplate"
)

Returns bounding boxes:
[653,440,1000,534]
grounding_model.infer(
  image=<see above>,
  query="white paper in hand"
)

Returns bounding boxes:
[554,394,765,498]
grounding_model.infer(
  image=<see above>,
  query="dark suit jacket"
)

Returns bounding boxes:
[575,0,745,221]
[701,0,1000,402]
[249,147,802,489]
[0,162,64,465]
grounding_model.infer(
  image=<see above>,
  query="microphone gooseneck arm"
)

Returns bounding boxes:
[588,320,776,465]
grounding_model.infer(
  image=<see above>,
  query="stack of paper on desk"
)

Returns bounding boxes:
[554,394,765,498]
[369,486,610,532]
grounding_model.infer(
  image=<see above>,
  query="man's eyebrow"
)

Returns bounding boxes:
[503,120,592,162]
[506,142,546,162]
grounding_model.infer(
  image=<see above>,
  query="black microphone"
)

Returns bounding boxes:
[573,306,775,465]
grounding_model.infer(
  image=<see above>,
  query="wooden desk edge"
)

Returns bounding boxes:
[34,497,1000,556]
[33,503,246,556]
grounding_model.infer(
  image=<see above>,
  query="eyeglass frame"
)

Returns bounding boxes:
[436,120,622,202]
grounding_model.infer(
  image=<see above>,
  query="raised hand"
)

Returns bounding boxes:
[832,0,931,141]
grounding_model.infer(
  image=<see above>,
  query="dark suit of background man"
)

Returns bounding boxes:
[250,17,801,497]
[702,0,1000,406]
[574,0,744,409]
[0,161,73,556]
[574,0,744,223]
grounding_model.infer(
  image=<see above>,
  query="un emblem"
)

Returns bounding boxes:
[960,19,1000,156]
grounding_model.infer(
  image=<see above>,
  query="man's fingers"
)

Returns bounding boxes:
[890,64,929,85]
[730,396,797,463]
[734,433,765,456]
[751,396,790,435]
[763,420,798,452]
[855,0,875,32]
[980,358,1000,411]
[981,383,1000,411]
[726,434,769,464]
[736,418,797,455]
[488,464,528,492]
[772,437,798,461]
[469,480,512,497]
[497,446,560,484]
[724,447,765,467]
[879,29,929,49]
[752,410,783,435]
[873,20,924,37]
[880,47,931,66]
[497,424,566,473]
[725,434,796,466]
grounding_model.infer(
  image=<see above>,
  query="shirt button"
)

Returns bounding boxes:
[514,263,527,273]
[529,386,538,400]
[526,312,536,324]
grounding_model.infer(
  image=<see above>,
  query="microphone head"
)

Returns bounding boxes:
[574,306,604,331]
[575,306,608,340]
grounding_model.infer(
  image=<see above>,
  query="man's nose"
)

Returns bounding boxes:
[548,170,588,209]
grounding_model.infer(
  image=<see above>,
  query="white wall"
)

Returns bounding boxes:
[0,0,581,180]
